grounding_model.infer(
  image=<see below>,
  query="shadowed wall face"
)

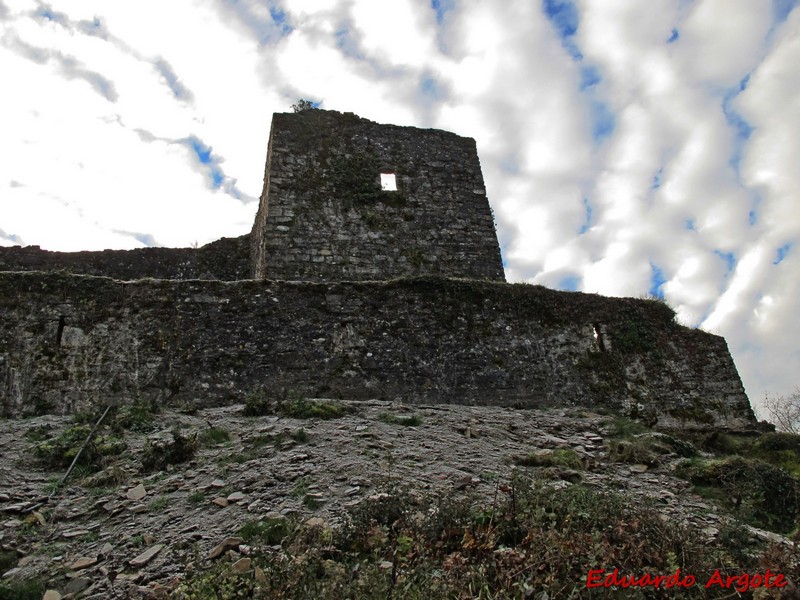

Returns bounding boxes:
[0,272,755,430]
[250,110,505,282]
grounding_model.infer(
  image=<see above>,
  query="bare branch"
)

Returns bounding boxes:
[762,388,800,433]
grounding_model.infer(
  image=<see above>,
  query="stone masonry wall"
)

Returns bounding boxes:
[0,272,755,429]
[250,110,505,282]
[0,235,251,281]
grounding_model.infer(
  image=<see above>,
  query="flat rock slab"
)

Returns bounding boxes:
[67,556,97,570]
[129,544,164,568]
[231,557,251,573]
[64,577,92,595]
[208,537,243,560]
[126,484,147,501]
[62,529,90,539]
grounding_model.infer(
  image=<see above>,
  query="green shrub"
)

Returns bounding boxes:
[755,431,800,452]
[606,438,661,465]
[141,429,197,472]
[0,578,46,600]
[111,400,159,432]
[606,432,693,465]
[200,427,230,446]
[291,98,314,112]
[242,392,274,417]
[148,496,169,511]
[23,424,52,442]
[515,448,585,470]
[33,425,126,472]
[290,428,309,443]
[281,398,351,420]
[243,392,351,420]
[0,550,16,572]
[699,430,747,455]
[379,413,422,427]
[174,472,800,599]
[751,432,800,477]
[239,518,294,545]
[606,416,649,438]
[247,428,309,450]
[676,456,800,533]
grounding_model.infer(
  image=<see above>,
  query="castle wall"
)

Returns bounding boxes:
[0,235,251,281]
[250,110,505,281]
[0,272,755,429]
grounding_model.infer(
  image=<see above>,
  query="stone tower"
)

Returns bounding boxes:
[250,110,505,281]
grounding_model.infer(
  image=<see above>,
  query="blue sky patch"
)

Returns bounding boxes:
[430,0,455,24]
[590,101,615,141]
[77,18,106,38]
[722,79,753,176]
[420,75,446,103]
[667,28,679,43]
[543,0,614,145]
[739,74,751,92]
[0,228,23,245]
[652,168,664,189]
[723,92,753,140]
[269,5,292,35]
[542,0,582,59]
[773,0,799,24]
[559,275,581,291]
[221,0,291,44]
[542,0,579,38]
[580,66,601,90]
[774,243,792,264]
[579,197,592,233]
[132,232,159,247]
[715,250,737,277]
[36,6,66,24]
[336,25,364,60]
[188,136,224,189]
[748,194,761,226]
[190,137,211,164]
[686,219,696,231]
[649,263,666,298]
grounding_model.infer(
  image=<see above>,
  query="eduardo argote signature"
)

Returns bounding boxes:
[587,568,787,593]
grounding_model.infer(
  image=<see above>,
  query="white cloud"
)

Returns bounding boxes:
[350,0,438,68]
[677,0,773,87]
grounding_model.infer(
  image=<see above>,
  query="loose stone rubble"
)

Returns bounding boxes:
[0,401,777,598]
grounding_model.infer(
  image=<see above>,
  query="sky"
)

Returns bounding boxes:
[1,0,798,417]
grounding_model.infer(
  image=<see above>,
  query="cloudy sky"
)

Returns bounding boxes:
[1,0,798,415]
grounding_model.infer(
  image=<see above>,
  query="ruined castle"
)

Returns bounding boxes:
[0,110,756,429]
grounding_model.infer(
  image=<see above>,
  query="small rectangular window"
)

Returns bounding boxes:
[380,173,397,191]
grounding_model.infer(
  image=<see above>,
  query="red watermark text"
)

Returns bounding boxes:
[586,568,786,592]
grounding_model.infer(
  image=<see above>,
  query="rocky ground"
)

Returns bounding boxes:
[0,401,786,599]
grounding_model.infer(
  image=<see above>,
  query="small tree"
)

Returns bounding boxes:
[291,98,315,112]
[763,388,800,433]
